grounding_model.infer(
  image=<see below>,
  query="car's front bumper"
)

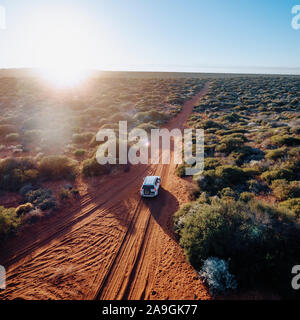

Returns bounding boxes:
[141,192,158,198]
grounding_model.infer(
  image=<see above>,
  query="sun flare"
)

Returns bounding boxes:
[38,67,91,88]
[33,9,96,88]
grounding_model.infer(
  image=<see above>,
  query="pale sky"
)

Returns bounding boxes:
[0,0,300,74]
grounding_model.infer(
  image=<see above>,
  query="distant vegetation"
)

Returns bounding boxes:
[176,76,300,298]
[0,75,206,245]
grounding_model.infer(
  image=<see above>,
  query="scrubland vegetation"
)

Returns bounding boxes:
[175,76,300,297]
[1,72,299,299]
[0,74,205,244]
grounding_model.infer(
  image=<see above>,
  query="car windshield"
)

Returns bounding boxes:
[143,185,154,190]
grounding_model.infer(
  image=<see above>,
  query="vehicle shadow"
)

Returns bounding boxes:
[142,187,179,239]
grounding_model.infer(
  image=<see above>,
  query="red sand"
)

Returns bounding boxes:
[0,84,211,300]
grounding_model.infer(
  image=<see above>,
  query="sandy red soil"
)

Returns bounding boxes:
[0,83,211,300]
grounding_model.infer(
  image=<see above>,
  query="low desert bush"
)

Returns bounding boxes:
[72,132,94,144]
[175,198,300,296]
[82,157,111,177]
[25,188,57,211]
[271,180,300,201]
[0,157,39,192]
[15,203,34,216]
[5,133,21,142]
[265,147,287,161]
[215,135,245,154]
[73,149,86,158]
[199,257,237,296]
[279,198,300,218]
[38,156,77,181]
[261,168,295,184]
[0,206,20,240]
[270,134,300,147]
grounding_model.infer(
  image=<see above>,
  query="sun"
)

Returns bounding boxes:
[33,9,96,88]
[38,67,91,88]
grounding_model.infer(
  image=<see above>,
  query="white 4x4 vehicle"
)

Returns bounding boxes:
[140,176,161,198]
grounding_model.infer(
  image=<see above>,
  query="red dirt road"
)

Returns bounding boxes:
[0,83,211,300]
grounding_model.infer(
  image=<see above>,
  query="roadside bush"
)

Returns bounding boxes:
[60,188,71,200]
[0,206,20,240]
[82,157,111,177]
[38,156,77,181]
[176,164,187,178]
[25,188,57,211]
[15,203,34,216]
[199,257,237,296]
[176,198,300,296]
[134,111,169,124]
[0,157,39,192]
[198,166,248,195]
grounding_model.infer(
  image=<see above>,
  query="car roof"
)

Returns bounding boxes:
[143,176,160,185]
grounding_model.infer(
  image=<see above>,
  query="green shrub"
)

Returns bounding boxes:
[15,203,34,216]
[5,133,21,142]
[271,180,300,201]
[265,147,287,161]
[198,166,248,195]
[176,164,187,178]
[239,192,254,202]
[288,147,300,157]
[204,158,221,170]
[261,168,294,184]
[216,136,245,154]
[82,157,111,177]
[242,167,260,178]
[231,146,264,165]
[221,112,241,123]
[25,188,57,211]
[134,111,169,123]
[218,187,237,200]
[0,206,20,240]
[72,132,94,144]
[201,120,223,130]
[279,198,300,218]
[136,122,157,133]
[215,165,248,186]
[0,157,39,192]
[60,188,70,200]
[270,135,300,147]
[38,156,77,181]
[176,198,300,296]
[73,149,86,157]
